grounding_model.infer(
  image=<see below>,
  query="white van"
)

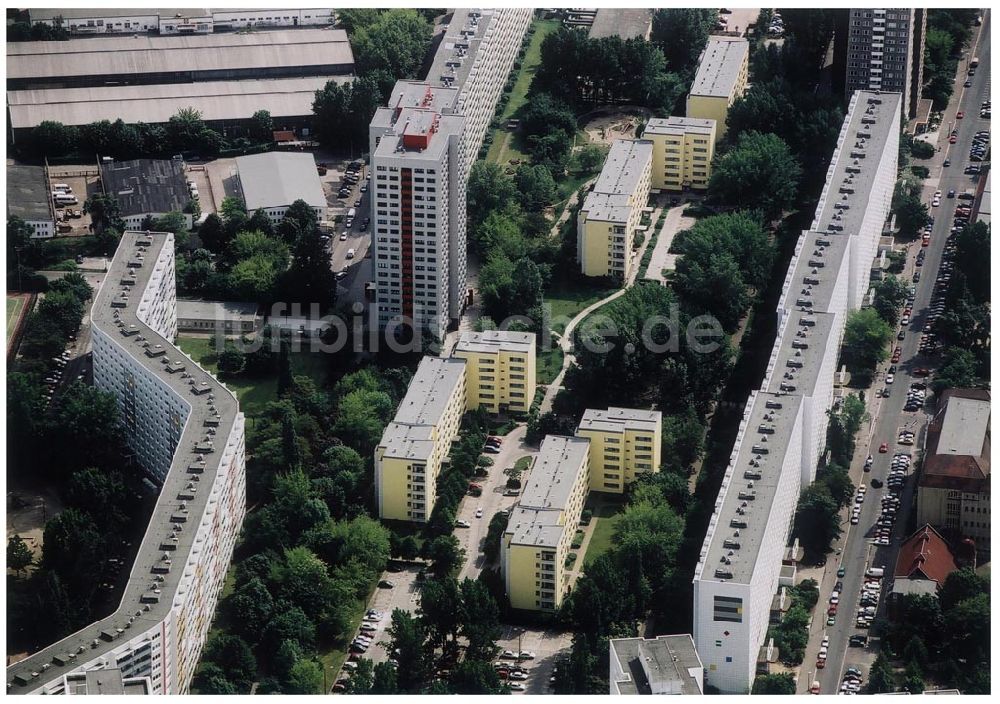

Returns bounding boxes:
[54,193,78,205]
[347,208,356,219]
[52,183,72,193]
[346,248,356,259]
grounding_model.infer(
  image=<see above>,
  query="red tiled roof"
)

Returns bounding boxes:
[894,524,958,585]
[920,389,990,492]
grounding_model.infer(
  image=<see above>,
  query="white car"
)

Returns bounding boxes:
[475,507,483,518]
[509,683,526,691]
[885,373,895,384]
[509,671,528,681]
[456,519,471,528]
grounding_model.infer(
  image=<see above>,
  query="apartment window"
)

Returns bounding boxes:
[713,595,743,623]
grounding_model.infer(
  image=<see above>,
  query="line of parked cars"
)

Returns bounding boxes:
[969,127,989,162]
[840,666,865,694]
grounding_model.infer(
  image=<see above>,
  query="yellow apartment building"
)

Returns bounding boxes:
[452,330,536,414]
[502,435,591,611]
[577,138,653,280]
[644,117,717,192]
[375,356,467,522]
[686,36,749,143]
[577,407,663,493]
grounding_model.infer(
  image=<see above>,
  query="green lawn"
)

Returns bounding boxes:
[501,19,560,121]
[536,345,564,385]
[7,296,25,341]
[544,279,614,335]
[175,335,330,416]
[583,499,625,568]
[484,19,560,166]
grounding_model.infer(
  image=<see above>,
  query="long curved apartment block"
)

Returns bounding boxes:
[7,231,246,695]
[693,90,901,694]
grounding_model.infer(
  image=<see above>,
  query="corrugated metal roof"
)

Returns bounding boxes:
[7,29,353,80]
[235,151,326,211]
[7,76,349,129]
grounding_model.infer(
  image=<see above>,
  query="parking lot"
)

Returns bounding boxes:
[456,425,537,583]
[494,625,573,694]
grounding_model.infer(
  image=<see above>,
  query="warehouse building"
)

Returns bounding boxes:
[577,138,653,280]
[588,8,653,40]
[686,36,749,144]
[7,76,349,143]
[234,152,327,225]
[609,634,704,695]
[6,164,56,238]
[6,231,246,694]
[7,29,354,90]
[693,91,900,694]
[27,8,336,36]
[100,159,194,230]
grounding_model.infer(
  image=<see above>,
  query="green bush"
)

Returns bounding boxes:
[580,509,593,525]
[911,140,935,159]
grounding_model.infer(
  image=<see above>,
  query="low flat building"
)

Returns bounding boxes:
[686,36,749,143]
[7,164,56,238]
[8,28,353,90]
[588,8,652,40]
[99,159,193,230]
[61,668,151,695]
[234,151,326,225]
[452,329,536,415]
[375,357,467,522]
[28,8,337,36]
[609,634,704,695]
[176,300,260,336]
[577,138,653,280]
[916,389,991,556]
[502,435,591,612]
[7,76,350,142]
[577,406,662,493]
[643,117,716,191]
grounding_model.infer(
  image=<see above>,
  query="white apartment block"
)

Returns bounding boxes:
[694,91,900,693]
[577,139,653,280]
[369,8,531,338]
[845,9,924,118]
[7,231,246,695]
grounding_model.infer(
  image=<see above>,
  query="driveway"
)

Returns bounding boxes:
[456,424,537,582]
[643,200,698,284]
[495,624,573,695]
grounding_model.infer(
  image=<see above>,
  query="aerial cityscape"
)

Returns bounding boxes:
[4,5,990,696]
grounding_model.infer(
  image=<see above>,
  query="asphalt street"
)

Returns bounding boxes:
[809,13,991,694]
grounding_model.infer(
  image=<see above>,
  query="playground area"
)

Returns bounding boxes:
[581,108,651,146]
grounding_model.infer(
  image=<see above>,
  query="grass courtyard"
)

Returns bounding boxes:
[544,278,614,336]
[175,335,330,417]
[583,498,626,569]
